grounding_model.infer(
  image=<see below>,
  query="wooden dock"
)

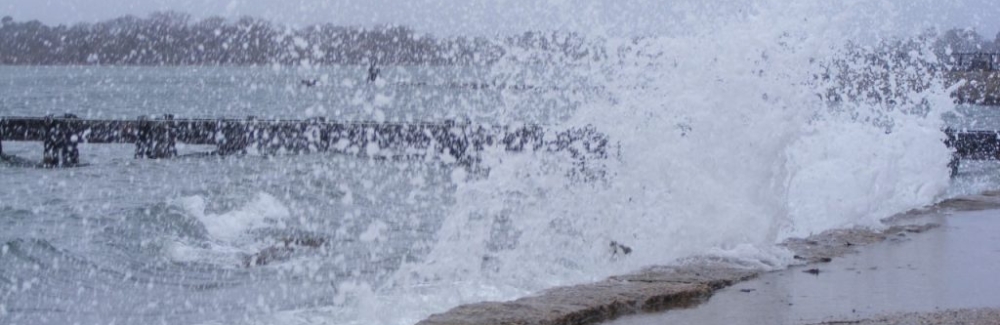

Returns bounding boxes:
[0,114,610,167]
[945,128,1000,175]
[1,114,993,179]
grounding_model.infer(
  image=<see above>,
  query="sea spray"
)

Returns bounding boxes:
[0,2,970,325]
[782,104,953,239]
[389,2,958,324]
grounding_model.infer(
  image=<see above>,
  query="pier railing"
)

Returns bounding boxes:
[0,114,610,168]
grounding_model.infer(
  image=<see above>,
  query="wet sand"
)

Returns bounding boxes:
[608,207,1000,325]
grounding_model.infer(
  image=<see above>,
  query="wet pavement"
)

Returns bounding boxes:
[607,209,1000,325]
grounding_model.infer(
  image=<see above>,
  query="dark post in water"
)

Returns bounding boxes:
[135,114,178,159]
[216,116,257,155]
[368,59,380,83]
[42,114,80,167]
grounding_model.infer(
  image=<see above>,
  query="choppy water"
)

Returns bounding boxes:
[4,2,1000,325]
[0,144,453,324]
[0,62,597,324]
[0,64,581,123]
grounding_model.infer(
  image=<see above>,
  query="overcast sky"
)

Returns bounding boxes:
[4,0,1000,38]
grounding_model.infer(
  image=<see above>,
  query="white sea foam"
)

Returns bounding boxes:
[374,2,958,325]
[782,112,952,238]
[165,193,291,265]
[175,2,977,325]
[176,193,290,243]
[164,239,248,266]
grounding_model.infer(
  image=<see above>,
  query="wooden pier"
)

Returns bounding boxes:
[943,52,1000,172]
[1,114,992,178]
[0,114,610,167]
[945,128,1000,175]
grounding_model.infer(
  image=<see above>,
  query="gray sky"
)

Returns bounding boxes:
[3,0,1000,38]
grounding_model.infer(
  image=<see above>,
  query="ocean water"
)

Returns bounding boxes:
[0,64,579,124]
[3,2,1000,325]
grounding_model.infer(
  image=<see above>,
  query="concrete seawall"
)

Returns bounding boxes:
[416,195,1000,325]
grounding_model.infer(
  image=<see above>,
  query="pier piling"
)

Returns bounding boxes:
[135,114,177,159]
[215,116,254,155]
[305,117,330,153]
[42,114,81,167]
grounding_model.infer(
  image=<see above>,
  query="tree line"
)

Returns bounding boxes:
[816,27,1000,106]
[0,12,509,65]
[6,11,988,68]
[0,12,604,66]
[931,28,1000,55]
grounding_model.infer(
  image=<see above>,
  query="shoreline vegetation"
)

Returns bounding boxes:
[5,12,1000,105]
[1,12,997,68]
[0,11,599,66]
